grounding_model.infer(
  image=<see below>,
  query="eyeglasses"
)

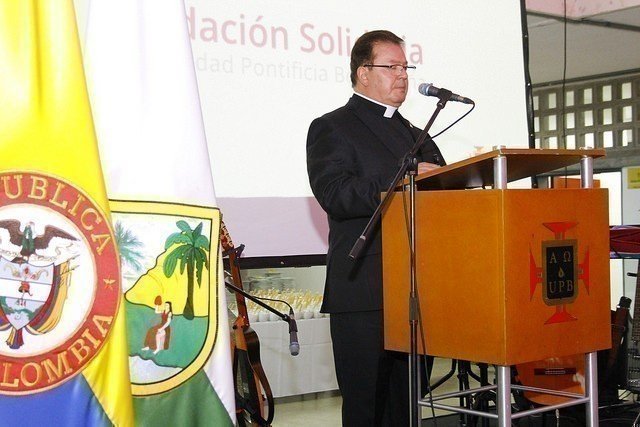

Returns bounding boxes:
[363,64,416,73]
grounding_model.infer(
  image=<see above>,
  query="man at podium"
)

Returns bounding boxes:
[306,30,444,426]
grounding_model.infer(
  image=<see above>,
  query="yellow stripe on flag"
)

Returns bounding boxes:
[0,1,133,425]
[0,0,102,195]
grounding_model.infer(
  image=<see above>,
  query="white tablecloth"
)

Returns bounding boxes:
[251,317,338,398]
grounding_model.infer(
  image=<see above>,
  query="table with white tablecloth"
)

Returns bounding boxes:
[251,317,338,398]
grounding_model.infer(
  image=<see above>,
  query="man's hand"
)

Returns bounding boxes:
[417,162,441,175]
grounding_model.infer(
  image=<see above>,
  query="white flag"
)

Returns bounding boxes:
[82,0,235,425]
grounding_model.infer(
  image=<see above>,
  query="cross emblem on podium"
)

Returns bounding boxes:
[529,221,591,324]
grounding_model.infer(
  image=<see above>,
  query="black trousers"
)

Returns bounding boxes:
[330,310,415,427]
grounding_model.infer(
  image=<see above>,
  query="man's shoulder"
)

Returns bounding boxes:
[309,98,361,134]
[314,101,353,123]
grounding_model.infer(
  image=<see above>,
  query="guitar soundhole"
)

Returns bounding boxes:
[534,367,577,376]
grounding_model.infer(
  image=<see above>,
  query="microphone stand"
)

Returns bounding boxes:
[349,89,453,427]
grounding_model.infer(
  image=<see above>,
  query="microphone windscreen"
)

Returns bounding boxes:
[290,342,300,356]
[418,83,434,96]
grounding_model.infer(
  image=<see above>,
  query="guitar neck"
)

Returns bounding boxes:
[229,250,250,320]
[220,221,251,322]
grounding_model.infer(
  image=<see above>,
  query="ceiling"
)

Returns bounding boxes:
[525,4,640,84]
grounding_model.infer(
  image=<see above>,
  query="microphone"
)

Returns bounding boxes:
[288,309,300,356]
[418,83,474,104]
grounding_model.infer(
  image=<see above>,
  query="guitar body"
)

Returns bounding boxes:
[232,325,273,427]
[517,297,630,406]
[516,355,584,406]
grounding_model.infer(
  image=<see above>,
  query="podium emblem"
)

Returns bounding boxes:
[529,222,590,324]
[541,239,578,306]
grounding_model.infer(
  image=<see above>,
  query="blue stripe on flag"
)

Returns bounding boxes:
[0,375,110,427]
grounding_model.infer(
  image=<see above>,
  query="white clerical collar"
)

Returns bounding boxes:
[354,92,397,118]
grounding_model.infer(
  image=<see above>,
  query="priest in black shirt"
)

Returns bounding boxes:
[306,30,445,426]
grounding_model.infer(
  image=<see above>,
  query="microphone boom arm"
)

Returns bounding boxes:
[225,279,292,324]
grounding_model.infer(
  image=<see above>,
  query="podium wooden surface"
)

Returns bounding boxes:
[408,147,605,190]
[382,148,611,366]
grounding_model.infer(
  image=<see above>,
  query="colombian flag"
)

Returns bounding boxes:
[0,1,134,425]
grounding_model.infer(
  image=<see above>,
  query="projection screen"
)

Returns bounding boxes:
[76,0,531,260]
[184,0,530,259]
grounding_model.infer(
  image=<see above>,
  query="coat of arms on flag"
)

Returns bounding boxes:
[0,171,120,394]
[110,200,221,396]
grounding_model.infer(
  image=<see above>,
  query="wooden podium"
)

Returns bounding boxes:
[381,148,611,426]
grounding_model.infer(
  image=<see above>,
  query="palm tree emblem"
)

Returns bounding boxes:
[162,220,210,320]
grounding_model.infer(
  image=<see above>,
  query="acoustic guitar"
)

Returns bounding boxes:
[516,296,630,406]
[221,222,274,426]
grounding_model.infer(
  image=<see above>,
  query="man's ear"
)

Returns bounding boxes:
[357,66,369,87]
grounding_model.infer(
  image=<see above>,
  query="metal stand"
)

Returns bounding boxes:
[408,171,420,426]
[408,94,453,427]
[581,152,599,426]
[426,359,490,426]
[421,357,595,424]
[420,150,600,426]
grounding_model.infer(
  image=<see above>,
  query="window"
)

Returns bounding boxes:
[533,74,638,150]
